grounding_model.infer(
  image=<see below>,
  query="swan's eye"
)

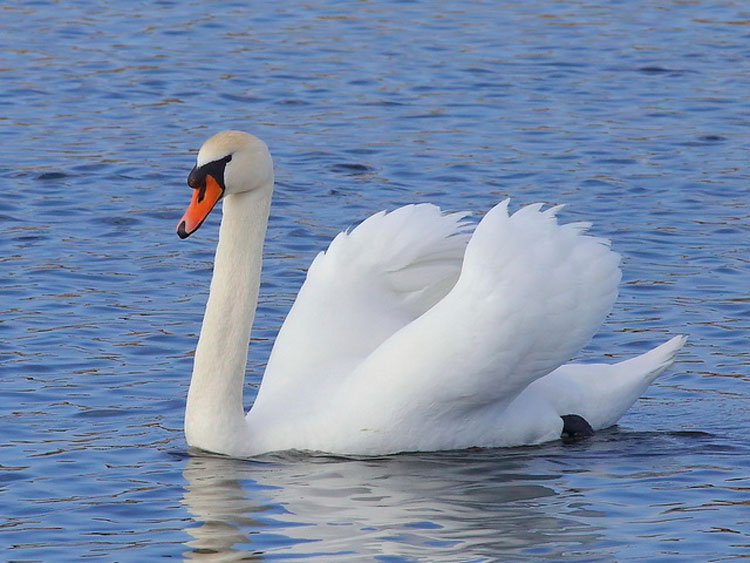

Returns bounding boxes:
[188,155,232,191]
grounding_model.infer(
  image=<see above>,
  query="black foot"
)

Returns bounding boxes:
[561,414,594,441]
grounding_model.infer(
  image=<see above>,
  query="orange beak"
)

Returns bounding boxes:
[176,174,224,239]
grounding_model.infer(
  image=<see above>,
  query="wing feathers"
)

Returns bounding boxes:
[339,200,621,433]
[255,203,471,407]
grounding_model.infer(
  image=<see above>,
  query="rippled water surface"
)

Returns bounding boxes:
[1,1,749,561]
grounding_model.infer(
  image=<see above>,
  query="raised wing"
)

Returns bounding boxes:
[253,204,471,409]
[334,200,622,450]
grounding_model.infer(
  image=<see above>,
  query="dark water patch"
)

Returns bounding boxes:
[714,227,742,235]
[345,147,379,155]
[275,98,311,106]
[464,66,494,75]
[679,134,731,147]
[329,163,373,175]
[626,185,649,194]
[36,171,70,181]
[636,65,693,76]
[74,408,126,418]
[93,215,141,227]
[12,234,47,243]
[364,100,408,107]
[496,171,536,180]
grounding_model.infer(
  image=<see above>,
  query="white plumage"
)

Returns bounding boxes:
[178,130,686,457]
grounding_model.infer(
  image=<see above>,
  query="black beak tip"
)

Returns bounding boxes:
[177,221,190,239]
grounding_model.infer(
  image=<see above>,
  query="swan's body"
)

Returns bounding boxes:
[177,130,686,457]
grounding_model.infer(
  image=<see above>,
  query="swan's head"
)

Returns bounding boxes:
[177,130,273,239]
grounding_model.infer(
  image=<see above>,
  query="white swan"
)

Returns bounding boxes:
[177,130,686,457]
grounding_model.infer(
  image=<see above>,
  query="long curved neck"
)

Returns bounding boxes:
[185,185,272,455]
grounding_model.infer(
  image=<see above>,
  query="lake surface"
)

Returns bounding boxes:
[1,1,748,560]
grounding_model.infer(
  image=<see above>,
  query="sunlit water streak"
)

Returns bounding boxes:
[0,1,748,561]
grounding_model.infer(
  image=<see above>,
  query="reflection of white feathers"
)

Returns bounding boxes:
[183,131,686,457]
[181,454,578,560]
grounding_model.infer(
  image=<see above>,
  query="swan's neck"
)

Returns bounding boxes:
[185,186,272,454]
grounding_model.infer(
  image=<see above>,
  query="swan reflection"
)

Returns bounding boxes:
[181,447,607,561]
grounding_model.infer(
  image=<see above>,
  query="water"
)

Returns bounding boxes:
[1,0,748,560]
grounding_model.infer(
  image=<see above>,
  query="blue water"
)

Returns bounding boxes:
[1,1,748,560]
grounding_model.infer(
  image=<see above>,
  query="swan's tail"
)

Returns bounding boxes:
[590,334,688,429]
[615,334,688,386]
[531,335,688,431]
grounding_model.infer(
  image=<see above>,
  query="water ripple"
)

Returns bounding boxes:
[1,0,748,561]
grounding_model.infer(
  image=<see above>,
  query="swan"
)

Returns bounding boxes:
[176,130,686,457]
